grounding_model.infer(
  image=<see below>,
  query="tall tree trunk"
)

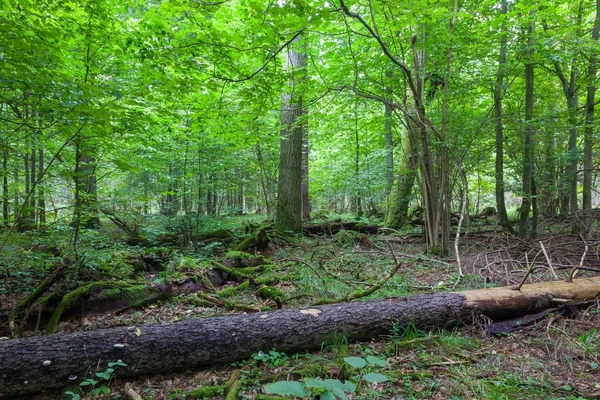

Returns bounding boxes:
[30,145,36,226]
[494,0,514,234]
[384,75,394,197]
[384,127,415,228]
[519,13,535,239]
[275,33,306,233]
[13,167,19,221]
[2,145,8,225]
[256,142,272,215]
[37,148,46,225]
[583,0,600,229]
[354,102,362,218]
[438,0,457,258]
[73,137,101,232]
[301,127,310,220]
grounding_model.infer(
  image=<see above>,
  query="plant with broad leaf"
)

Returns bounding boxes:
[65,361,128,399]
[264,355,389,399]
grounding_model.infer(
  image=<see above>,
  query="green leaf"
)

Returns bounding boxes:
[64,391,81,400]
[264,381,307,397]
[95,372,111,380]
[366,355,387,367]
[343,380,356,393]
[590,361,598,369]
[320,392,336,400]
[344,356,366,369]
[108,361,127,367]
[80,379,98,386]
[362,373,389,383]
[304,378,347,400]
[560,384,573,392]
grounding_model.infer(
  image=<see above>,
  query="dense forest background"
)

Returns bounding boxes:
[1,0,599,253]
[3,1,600,399]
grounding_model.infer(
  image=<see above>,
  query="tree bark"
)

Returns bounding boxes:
[275,33,306,233]
[519,12,536,239]
[301,128,310,220]
[2,144,8,225]
[384,126,415,229]
[384,77,394,196]
[494,0,514,234]
[583,0,600,227]
[2,277,600,397]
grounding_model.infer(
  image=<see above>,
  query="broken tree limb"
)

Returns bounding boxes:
[1,277,600,397]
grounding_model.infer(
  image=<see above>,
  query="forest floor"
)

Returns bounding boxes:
[1,214,600,399]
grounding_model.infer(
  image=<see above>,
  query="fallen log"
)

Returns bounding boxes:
[1,277,599,397]
[302,221,379,235]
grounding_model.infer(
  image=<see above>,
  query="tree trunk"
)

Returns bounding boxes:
[354,102,363,218]
[2,145,8,225]
[384,126,415,229]
[2,277,600,397]
[275,33,306,233]
[73,138,101,230]
[30,145,36,226]
[384,81,394,196]
[302,125,310,220]
[583,0,600,228]
[519,13,535,239]
[37,148,46,225]
[494,0,514,234]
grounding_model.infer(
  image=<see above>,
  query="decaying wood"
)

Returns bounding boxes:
[302,221,379,235]
[1,277,599,397]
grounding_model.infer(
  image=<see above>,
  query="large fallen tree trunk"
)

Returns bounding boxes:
[1,277,600,397]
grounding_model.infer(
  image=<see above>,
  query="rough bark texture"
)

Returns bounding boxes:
[275,35,306,233]
[519,13,535,239]
[583,0,600,220]
[494,0,514,234]
[2,277,600,397]
[384,128,415,229]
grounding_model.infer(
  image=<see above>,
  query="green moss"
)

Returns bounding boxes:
[46,284,94,334]
[217,280,250,297]
[257,286,284,300]
[186,385,225,399]
[226,251,265,267]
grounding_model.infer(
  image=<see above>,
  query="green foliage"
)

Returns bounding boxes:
[65,361,127,399]
[252,350,289,368]
[263,355,389,399]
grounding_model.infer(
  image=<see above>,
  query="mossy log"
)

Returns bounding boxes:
[302,221,379,235]
[2,277,600,397]
[0,276,225,337]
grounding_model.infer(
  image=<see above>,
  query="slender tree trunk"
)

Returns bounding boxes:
[275,33,306,233]
[2,145,8,225]
[494,0,514,234]
[438,0,457,258]
[13,167,19,221]
[384,82,394,197]
[256,142,272,215]
[22,145,30,229]
[37,148,45,225]
[519,13,535,239]
[354,102,362,218]
[583,0,600,229]
[301,127,310,220]
[30,145,36,226]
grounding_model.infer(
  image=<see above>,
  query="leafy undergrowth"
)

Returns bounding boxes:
[2,216,600,399]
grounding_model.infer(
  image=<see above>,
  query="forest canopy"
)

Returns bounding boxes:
[1,0,599,250]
